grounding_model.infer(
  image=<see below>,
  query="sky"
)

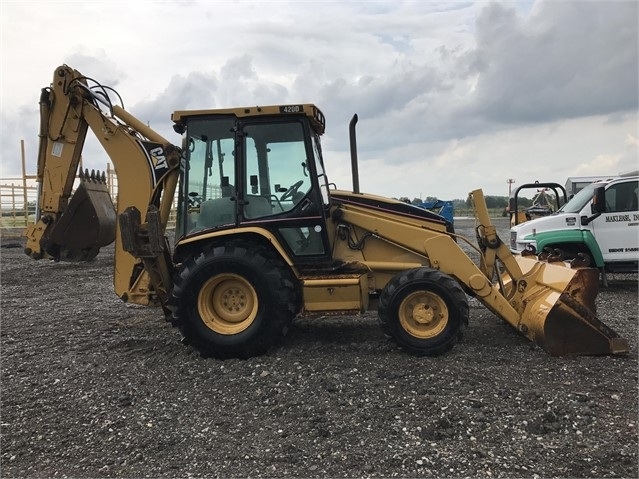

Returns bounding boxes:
[1,0,637,200]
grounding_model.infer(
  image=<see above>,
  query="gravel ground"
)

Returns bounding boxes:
[1,218,637,478]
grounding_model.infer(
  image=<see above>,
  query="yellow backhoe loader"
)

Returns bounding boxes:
[24,65,628,359]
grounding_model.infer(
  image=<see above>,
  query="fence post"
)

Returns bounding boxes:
[21,140,28,225]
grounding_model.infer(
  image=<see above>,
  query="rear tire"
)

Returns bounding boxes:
[379,268,468,356]
[169,241,299,359]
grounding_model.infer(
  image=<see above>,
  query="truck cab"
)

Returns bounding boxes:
[510,176,639,278]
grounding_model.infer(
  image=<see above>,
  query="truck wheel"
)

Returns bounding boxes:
[378,268,468,356]
[169,241,299,359]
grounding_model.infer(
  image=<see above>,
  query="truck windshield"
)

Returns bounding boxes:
[557,184,598,214]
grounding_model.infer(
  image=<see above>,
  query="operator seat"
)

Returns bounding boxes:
[198,198,235,228]
[244,195,272,219]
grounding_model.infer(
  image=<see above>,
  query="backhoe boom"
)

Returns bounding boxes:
[25,65,181,305]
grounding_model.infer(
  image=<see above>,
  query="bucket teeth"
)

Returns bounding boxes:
[79,168,108,185]
[570,253,591,269]
[539,247,562,262]
[547,250,564,262]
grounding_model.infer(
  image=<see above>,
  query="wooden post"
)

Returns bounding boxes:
[21,140,28,225]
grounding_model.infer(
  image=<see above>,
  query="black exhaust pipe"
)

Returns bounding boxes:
[349,114,360,194]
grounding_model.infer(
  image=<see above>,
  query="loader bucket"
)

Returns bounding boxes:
[504,256,628,356]
[47,169,116,261]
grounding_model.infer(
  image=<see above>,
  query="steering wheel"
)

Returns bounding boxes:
[280,180,304,201]
[188,191,203,207]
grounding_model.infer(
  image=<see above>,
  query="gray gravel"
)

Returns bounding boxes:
[1,217,637,478]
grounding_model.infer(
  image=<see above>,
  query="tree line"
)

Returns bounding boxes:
[397,195,538,209]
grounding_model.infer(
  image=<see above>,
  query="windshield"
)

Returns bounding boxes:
[557,183,598,213]
[312,134,330,206]
[177,117,236,236]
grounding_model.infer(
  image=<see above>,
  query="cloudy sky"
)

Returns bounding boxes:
[1,0,637,200]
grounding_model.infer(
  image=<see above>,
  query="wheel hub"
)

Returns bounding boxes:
[198,274,258,334]
[218,285,249,319]
[412,303,437,325]
[399,291,448,339]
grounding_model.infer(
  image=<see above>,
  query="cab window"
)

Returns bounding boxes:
[180,117,236,235]
[243,122,310,218]
[606,181,639,212]
[312,134,330,207]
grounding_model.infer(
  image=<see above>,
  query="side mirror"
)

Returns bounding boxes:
[582,186,605,225]
[250,175,258,195]
[591,186,606,214]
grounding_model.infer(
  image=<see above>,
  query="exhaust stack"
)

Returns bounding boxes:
[349,114,360,194]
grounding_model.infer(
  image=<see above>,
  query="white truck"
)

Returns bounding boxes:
[510,176,638,285]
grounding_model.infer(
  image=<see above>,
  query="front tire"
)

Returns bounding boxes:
[169,241,299,359]
[378,268,468,356]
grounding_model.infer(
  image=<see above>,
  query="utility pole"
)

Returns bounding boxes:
[507,178,515,196]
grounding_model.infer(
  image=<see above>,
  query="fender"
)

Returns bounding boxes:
[176,226,296,268]
[523,229,604,267]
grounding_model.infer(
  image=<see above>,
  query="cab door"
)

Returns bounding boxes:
[239,119,331,262]
[591,180,639,263]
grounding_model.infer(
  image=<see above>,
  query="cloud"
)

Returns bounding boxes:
[62,52,127,89]
[132,71,220,130]
[461,1,638,124]
[1,0,636,201]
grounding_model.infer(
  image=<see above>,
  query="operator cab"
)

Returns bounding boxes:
[172,105,332,264]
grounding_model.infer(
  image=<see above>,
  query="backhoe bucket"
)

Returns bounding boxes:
[505,256,628,356]
[47,169,116,261]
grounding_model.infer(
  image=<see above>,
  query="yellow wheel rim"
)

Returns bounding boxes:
[398,291,448,339]
[198,273,258,335]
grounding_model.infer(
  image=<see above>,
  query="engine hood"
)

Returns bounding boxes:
[512,213,583,238]
[330,189,454,234]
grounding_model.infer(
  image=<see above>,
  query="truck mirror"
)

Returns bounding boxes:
[591,186,606,214]
[582,186,606,225]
